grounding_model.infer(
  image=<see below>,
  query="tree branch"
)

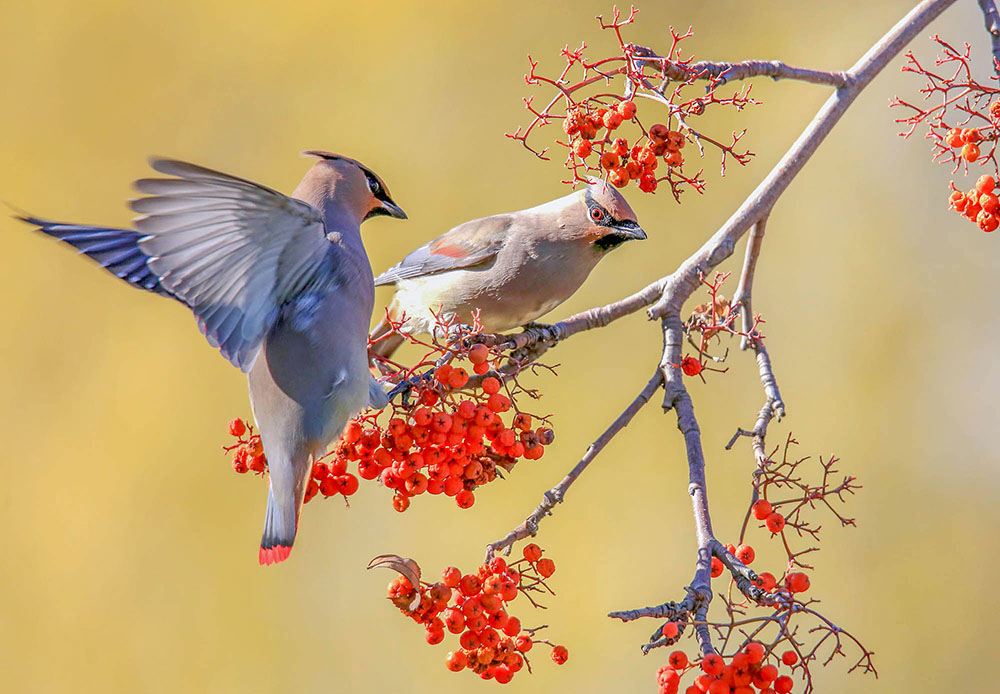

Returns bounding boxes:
[484,369,664,559]
[978,0,1000,71]
[630,47,851,88]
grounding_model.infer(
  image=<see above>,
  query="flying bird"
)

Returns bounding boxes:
[20,151,406,565]
[369,180,645,358]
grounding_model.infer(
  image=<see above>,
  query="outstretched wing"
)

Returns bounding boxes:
[132,158,332,371]
[374,214,512,286]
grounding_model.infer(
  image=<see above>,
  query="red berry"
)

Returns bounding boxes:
[765,512,786,533]
[701,653,724,676]
[482,377,502,395]
[515,635,533,652]
[456,490,475,509]
[781,650,798,666]
[551,645,569,665]
[744,642,765,664]
[446,650,468,672]
[774,675,793,694]
[710,556,724,578]
[752,499,772,520]
[639,173,657,193]
[618,100,637,119]
[945,128,965,147]
[979,211,1000,232]
[977,174,996,193]
[964,128,982,144]
[735,544,755,565]
[573,139,593,158]
[668,650,688,670]
[786,572,810,594]
[962,142,981,162]
[536,557,556,577]
[523,543,542,562]
[228,418,246,437]
[661,621,679,639]
[756,572,776,591]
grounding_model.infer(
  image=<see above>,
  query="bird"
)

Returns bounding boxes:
[369,180,645,359]
[19,151,406,565]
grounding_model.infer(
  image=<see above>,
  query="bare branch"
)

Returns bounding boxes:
[732,214,768,350]
[979,0,1000,71]
[485,370,664,559]
[629,46,850,88]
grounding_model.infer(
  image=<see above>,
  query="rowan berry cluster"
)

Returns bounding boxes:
[224,314,556,512]
[658,435,872,694]
[948,174,1000,232]
[893,37,1000,232]
[652,641,804,694]
[223,418,267,476]
[563,100,686,193]
[371,546,566,685]
[510,7,755,201]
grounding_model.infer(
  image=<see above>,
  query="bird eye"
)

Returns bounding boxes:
[590,207,604,221]
[367,176,381,195]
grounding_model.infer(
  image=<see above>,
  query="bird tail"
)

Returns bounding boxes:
[258,449,313,566]
[259,486,297,566]
[17,216,175,298]
[369,310,406,361]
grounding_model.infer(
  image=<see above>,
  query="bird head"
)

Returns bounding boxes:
[580,179,646,251]
[300,150,407,223]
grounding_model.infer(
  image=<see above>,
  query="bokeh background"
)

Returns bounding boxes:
[0,1,994,692]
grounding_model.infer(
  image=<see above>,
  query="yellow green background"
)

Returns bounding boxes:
[0,1,992,692]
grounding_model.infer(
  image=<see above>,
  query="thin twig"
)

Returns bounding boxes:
[484,370,664,559]
[978,0,1000,71]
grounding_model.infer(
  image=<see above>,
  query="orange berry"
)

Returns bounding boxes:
[759,664,779,682]
[469,343,490,364]
[765,512,786,533]
[701,653,724,676]
[448,368,469,389]
[963,128,982,144]
[456,489,475,509]
[392,493,409,512]
[667,130,685,149]
[446,650,468,672]
[434,363,453,384]
[523,543,543,562]
[710,556,724,578]
[752,499,772,520]
[744,642,765,664]
[665,150,684,166]
[978,211,999,232]
[551,645,569,665]
[661,621,680,639]
[600,151,621,170]
[945,128,965,147]
[609,167,629,188]
[756,572,776,591]
[228,418,246,437]
[482,377,502,395]
[668,650,688,670]
[962,142,981,162]
[573,139,593,158]
[625,160,643,179]
[786,571,810,593]
[473,361,490,375]
[980,193,999,214]
[618,99,637,119]
[536,557,556,577]
[639,174,657,193]
[977,174,996,193]
[735,544,755,565]
[603,110,623,130]
[612,137,629,156]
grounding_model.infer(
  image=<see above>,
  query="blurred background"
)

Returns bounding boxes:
[0,1,993,692]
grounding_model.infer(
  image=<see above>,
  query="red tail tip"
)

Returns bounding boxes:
[259,545,293,566]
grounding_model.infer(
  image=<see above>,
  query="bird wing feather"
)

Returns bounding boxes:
[133,158,332,371]
[374,214,513,286]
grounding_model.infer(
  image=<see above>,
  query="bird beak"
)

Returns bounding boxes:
[612,219,646,241]
[380,199,407,220]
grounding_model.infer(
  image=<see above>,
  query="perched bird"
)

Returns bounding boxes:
[20,151,406,565]
[369,180,645,358]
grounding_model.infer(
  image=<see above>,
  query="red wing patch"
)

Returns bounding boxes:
[429,243,468,258]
